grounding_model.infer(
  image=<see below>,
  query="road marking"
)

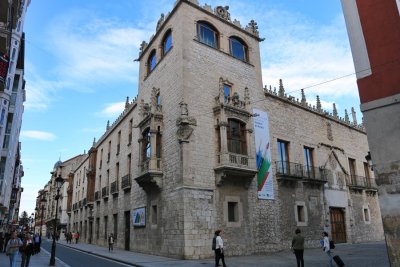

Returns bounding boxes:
[41,247,71,267]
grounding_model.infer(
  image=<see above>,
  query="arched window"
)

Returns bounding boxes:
[196,21,219,49]
[229,36,248,62]
[147,50,157,74]
[142,128,151,161]
[227,119,247,155]
[162,30,172,55]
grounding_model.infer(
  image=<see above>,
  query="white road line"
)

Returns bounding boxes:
[41,247,71,267]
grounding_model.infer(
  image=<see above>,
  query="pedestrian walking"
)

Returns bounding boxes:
[20,233,34,267]
[291,229,304,267]
[322,231,333,267]
[33,234,41,254]
[3,232,10,252]
[5,232,23,267]
[67,232,72,244]
[214,230,227,267]
[76,232,80,244]
[108,233,114,252]
[0,232,4,252]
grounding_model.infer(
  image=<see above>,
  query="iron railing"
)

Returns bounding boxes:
[102,186,109,198]
[275,161,327,182]
[110,181,118,195]
[348,175,377,189]
[121,174,131,190]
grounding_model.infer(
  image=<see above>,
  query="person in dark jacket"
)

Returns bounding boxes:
[291,229,305,267]
[20,233,34,267]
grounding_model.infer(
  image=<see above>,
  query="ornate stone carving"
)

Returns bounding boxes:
[245,20,259,36]
[139,41,148,56]
[336,172,345,189]
[327,122,333,141]
[214,6,231,21]
[176,102,197,142]
[156,13,165,31]
[139,99,151,118]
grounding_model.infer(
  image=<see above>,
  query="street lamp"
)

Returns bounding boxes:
[40,197,47,237]
[49,174,64,266]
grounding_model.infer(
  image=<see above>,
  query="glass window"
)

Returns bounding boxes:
[277,140,289,174]
[197,21,219,48]
[147,50,157,74]
[142,128,151,161]
[227,119,247,155]
[229,36,248,62]
[228,202,238,222]
[224,84,231,101]
[303,146,314,178]
[162,30,172,55]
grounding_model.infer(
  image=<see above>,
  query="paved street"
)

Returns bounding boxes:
[0,240,390,267]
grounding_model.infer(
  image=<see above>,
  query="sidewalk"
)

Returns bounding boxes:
[0,248,67,267]
[56,240,389,267]
[0,240,389,266]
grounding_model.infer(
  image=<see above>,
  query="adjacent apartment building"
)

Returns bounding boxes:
[341,0,400,265]
[0,0,29,230]
[36,0,384,259]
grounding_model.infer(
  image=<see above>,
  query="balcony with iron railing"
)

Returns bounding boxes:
[215,152,257,188]
[121,174,131,190]
[110,181,118,195]
[83,198,87,206]
[275,161,327,184]
[102,186,109,199]
[348,175,377,192]
[135,158,163,191]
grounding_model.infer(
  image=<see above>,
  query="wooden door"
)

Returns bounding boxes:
[330,208,346,243]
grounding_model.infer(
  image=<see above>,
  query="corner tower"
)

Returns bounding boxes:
[134,0,263,259]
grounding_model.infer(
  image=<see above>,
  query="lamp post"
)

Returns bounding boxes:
[40,197,47,237]
[35,208,38,234]
[49,175,64,266]
[31,213,34,232]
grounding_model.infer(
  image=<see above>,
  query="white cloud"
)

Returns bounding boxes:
[97,101,125,118]
[260,12,359,103]
[20,130,56,141]
[47,12,149,85]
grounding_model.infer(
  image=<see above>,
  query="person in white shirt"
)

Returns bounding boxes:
[214,230,227,267]
[322,231,333,267]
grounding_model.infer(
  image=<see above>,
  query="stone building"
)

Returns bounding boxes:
[0,0,29,230]
[39,0,383,260]
[341,0,400,264]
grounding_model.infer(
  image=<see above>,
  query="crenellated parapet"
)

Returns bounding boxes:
[96,95,138,146]
[263,79,365,132]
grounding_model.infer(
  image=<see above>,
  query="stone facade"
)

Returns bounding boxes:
[39,0,384,260]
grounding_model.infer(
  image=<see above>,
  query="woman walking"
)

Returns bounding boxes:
[214,230,227,267]
[322,232,333,267]
[5,232,22,267]
[20,233,34,267]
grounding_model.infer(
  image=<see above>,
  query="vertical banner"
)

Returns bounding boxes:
[253,108,274,200]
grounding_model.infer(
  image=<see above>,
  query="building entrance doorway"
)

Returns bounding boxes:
[88,221,93,244]
[330,207,346,243]
[125,211,130,250]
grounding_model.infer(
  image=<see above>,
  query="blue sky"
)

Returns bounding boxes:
[19,0,360,214]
